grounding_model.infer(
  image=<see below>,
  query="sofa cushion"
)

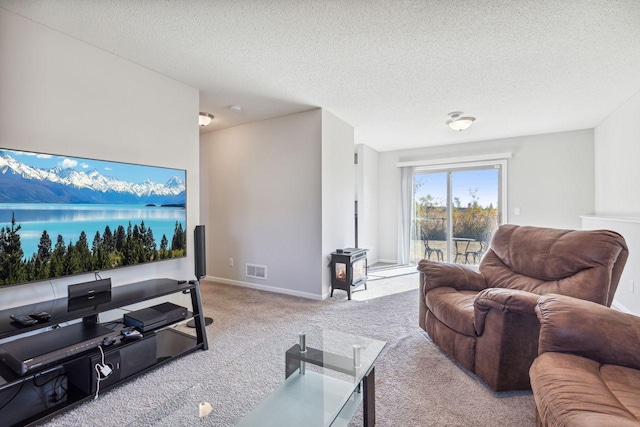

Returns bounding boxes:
[536,294,640,370]
[418,259,486,293]
[425,310,475,372]
[479,225,627,306]
[531,352,640,426]
[601,364,640,420]
[424,287,477,336]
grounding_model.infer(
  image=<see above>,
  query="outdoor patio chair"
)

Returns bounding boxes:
[421,229,443,262]
[465,239,489,264]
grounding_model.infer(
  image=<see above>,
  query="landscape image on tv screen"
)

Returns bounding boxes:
[0,148,187,287]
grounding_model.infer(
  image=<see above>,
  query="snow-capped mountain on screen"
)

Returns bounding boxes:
[0,152,186,205]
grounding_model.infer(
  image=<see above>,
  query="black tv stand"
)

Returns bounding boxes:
[0,278,208,426]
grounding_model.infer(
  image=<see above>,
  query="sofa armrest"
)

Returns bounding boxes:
[417,259,486,294]
[473,288,540,335]
[536,294,640,370]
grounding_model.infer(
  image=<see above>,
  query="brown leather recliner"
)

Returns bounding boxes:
[417,224,628,391]
[530,294,640,426]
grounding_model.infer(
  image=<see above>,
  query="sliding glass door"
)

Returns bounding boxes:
[410,164,503,265]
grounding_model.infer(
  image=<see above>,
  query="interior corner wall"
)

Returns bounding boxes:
[377,129,595,263]
[355,144,379,264]
[200,110,324,299]
[321,110,355,297]
[592,89,640,316]
[594,90,640,216]
[0,9,199,308]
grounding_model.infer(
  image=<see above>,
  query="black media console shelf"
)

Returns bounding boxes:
[0,278,209,427]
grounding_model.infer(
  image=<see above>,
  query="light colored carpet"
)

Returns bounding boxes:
[366,265,418,280]
[44,274,535,426]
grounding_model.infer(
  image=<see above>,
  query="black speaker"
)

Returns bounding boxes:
[190,224,213,328]
[194,225,206,279]
[68,278,112,299]
[67,291,112,312]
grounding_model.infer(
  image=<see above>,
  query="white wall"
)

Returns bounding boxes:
[200,110,324,298]
[321,110,355,297]
[592,89,640,316]
[200,109,354,300]
[0,9,199,308]
[595,91,640,216]
[375,130,595,262]
[355,144,380,263]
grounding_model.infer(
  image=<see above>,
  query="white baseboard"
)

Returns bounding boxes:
[367,258,380,267]
[611,300,632,314]
[204,276,324,301]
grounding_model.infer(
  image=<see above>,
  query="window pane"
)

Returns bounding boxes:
[411,172,448,264]
[451,168,499,265]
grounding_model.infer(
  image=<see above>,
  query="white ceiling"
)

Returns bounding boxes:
[2,1,640,152]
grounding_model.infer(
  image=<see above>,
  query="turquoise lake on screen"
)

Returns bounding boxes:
[0,203,186,259]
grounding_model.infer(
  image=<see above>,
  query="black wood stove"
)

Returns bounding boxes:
[330,248,368,300]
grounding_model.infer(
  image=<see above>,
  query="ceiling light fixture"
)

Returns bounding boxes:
[446,112,476,131]
[199,112,214,127]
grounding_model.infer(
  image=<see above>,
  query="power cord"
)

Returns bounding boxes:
[48,280,57,300]
[0,380,25,411]
[33,369,66,405]
[49,372,68,404]
[94,346,112,400]
[33,370,61,387]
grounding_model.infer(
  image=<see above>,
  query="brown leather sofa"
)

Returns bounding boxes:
[530,294,640,427]
[418,224,628,391]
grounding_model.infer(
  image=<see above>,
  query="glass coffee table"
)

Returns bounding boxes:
[128,326,386,427]
[236,329,386,427]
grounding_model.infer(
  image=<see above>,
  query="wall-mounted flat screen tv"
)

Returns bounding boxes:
[0,148,186,287]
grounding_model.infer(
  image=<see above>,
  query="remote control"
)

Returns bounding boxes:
[30,311,51,322]
[10,313,38,326]
[122,329,143,340]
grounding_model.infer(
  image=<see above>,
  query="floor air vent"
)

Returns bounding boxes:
[246,264,267,280]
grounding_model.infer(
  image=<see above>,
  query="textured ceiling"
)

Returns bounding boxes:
[2,0,640,152]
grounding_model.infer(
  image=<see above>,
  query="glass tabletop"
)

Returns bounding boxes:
[128,326,386,427]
